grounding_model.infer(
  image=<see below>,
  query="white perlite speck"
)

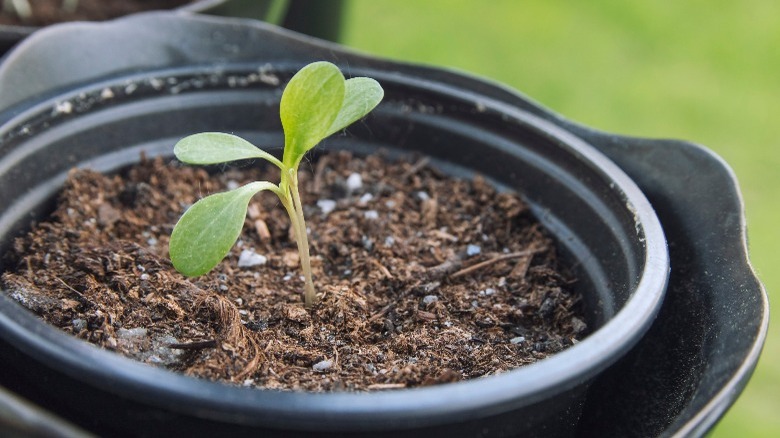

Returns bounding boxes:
[346,173,363,192]
[422,295,439,305]
[364,210,379,220]
[466,244,482,256]
[359,193,373,204]
[238,249,267,267]
[54,101,73,114]
[317,199,337,215]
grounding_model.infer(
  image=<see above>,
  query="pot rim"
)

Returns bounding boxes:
[0,62,668,431]
[0,0,228,36]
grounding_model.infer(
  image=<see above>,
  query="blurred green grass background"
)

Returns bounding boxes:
[342,1,778,436]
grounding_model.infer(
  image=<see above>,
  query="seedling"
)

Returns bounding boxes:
[169,61,384,308]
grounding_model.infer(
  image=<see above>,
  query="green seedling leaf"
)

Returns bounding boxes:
[326,77,384,137]
[174,132,283,169]
[170,181,279,277]
[281,61,345,169]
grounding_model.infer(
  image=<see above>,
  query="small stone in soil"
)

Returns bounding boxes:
[346,173,363,192]
[149,334,181,365]
[317,199,337,215]
[117,327,148,340]
[423,281,441,293]
[364,210,379,220]
[238,249,267,268]
[571,317,588,334]
[538,297,557,319]
[422,295,439,306]
[479,288,496,296]
[313,359,334,372]
[359,193,373,204]
[72,318,86,332]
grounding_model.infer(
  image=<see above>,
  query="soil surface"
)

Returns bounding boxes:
[0,0,194,26]
[2,151,587,391]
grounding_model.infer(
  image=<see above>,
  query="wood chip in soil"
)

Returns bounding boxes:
[1,151,588,391]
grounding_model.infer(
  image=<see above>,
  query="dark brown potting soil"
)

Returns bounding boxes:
[0,0,194,27]
[2,151,587,391]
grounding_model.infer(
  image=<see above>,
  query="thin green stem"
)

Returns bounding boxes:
[277,169,316,308]
[289,172,316,308]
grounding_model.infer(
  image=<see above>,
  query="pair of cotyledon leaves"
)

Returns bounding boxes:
[169,62,384,277]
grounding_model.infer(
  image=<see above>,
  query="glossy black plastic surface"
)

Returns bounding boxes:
[0,0,227,56]
[0,0,344,58]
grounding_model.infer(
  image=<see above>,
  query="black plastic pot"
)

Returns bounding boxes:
[0,0,342,57]
[0,12,766,438]
[0,0,216,56]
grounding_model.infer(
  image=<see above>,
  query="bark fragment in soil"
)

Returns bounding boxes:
[2,151,587,391]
